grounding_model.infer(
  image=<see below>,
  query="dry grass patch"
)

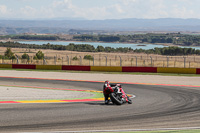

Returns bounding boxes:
[0,47,200,68]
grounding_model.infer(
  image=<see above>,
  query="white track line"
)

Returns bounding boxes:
[23,127,200,133]
[129,94,136,99]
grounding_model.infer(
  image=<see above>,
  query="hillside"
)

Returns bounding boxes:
[1,18,200,35]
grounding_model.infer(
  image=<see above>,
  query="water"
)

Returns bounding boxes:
[18,41,200,50]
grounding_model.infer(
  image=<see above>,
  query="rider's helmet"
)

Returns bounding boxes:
[104,80,110,87]
[116,84,121,88]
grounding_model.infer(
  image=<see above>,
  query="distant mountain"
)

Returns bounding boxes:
[0,27,69,35]
[1,18,200,34]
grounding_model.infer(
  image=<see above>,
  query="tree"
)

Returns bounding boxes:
[4,48,16,59]
[96,46,105,52]
[72,56,78,60]
[83,55,94,60]
[22,53,29,59]
[34,50,44,60]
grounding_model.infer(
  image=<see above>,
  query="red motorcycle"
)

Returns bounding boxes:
[103,83,132,105]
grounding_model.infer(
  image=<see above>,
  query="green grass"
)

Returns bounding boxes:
[0,68,200,77]
[101,129,200,133]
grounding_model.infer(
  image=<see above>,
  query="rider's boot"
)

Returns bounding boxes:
[105,100,110,104]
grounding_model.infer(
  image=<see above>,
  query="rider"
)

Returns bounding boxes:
[103,80,132,104]
[103,80,112,104]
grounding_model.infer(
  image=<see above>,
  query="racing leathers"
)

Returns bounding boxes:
[103,81,130,104]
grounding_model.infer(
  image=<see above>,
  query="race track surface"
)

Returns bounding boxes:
[0,77,200,132]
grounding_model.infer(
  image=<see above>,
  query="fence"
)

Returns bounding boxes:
[1,54,200,68]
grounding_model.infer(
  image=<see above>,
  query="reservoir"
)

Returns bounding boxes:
[18,41,200,50]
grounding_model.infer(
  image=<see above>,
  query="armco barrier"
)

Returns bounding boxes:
[0,63,200,74]
[36,65,62,70]
[12,64,36,69]
[0,64,12,68]
[91,66,122,72]
[197,68,200,74]
[62,65,90,71]
[157,67,196,74]
[122,67,157,73]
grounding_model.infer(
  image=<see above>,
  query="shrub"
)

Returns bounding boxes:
[72,56,79,60]
[22,53,29,59]
[4,48,16,59]
[34,50,44,60]
[83,55,94,60]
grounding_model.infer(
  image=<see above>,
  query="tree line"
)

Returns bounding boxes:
[0,47,44,60]
[0,35,60,40]
[0,41,200,56]
[73,33,200,46]
[2,33,200,46]
[0,47,94,62]
[134,47,200,55]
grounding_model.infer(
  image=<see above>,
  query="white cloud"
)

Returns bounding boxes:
[142,0,169,18]
[79,7,108,20]
[52,0,73,8]
[48,0,77,18]
[20,6,37,17]
[0,0,200,20]
[114,0,197,19]
[170,6,195,18]
[121,0,137,6]
[0,5,8,14]
[111,4,124,14]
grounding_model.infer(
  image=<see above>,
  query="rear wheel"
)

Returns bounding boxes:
[110,93,123,105]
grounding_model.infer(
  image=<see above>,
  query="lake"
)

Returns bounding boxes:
[18,41,200,50]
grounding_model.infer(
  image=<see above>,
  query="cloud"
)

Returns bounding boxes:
[20,6,37,17]
[0,0,200,20]
[120,0,137,6]
[48,0,77,18]
[51,0,73,9]
[114,0,197,19]
[111,4,124,14]
[170,5,195,18]
[0,5,8,14]
[44,0,199,20]
[142,0,168,18]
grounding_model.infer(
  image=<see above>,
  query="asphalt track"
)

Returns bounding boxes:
[0,77,200,132]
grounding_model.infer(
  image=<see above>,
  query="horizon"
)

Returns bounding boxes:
[1,17,200,21]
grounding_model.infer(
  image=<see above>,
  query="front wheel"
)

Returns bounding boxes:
[127,95,132,104]
[110,93,123,105]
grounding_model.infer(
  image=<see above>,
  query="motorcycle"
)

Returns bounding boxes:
[106,83,132,105]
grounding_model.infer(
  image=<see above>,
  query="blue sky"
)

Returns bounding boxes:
[0,0,200,20]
